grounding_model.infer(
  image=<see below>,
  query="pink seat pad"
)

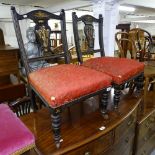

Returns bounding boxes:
[0,104,35,155]
[28,64,112,108]
[83,57,144,85]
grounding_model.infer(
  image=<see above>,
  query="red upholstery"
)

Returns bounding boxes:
[28,64,112,108]
[83,57,144,85]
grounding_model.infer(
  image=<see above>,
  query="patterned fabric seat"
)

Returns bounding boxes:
[29,64,112,108]
[83,57,144,85]
[0,104,35,155]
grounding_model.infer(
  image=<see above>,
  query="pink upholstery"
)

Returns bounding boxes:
[28,64,112,108]
[0,104,35,155]
[83,57,144,85]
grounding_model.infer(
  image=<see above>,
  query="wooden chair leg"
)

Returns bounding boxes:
[135,73,144,96]
[29,87,38,111]
[51,109,61,148]
[100,90,109,115]
[114,85,122,109]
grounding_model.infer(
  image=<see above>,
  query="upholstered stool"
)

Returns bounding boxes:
[0,104,35,155]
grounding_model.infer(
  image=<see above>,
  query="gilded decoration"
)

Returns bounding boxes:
[34,11,49,18]
[84,24,94,49]
[36,26,50,52]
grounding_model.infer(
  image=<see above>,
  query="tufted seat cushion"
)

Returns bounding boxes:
[0,104,35,155]
[28,64,112,108]
[83,57,144,85]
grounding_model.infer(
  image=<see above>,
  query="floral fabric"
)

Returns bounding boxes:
[28,64,112,108]
[83,57,144,85]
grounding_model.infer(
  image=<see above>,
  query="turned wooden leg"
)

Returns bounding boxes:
[114,85,122,109]
[51,109,61,148]
[100,90,109,115]
[135,73,144,96]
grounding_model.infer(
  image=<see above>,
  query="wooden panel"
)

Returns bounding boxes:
[115,108,137,142]
[135,109,155,152]
[104,124,136,155]
[0,50,19,76]
[0,83,26,102]
[66,131,113,155]
[135,134,155,155]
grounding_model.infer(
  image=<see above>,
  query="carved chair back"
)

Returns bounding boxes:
[11,7,70,76]
[72,12,104,63]
[129,28,153,61]
[9,96,31,117]
[136,28,153,61]
[115,32,137,59]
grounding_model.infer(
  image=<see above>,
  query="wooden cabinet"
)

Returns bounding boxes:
[66,131,113,155]
[134,108,155,155]
[102,108,137,155]
[0,46,19,79]
[20,95,140,155]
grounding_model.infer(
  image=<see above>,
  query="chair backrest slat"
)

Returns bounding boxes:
[11,6,70,75]
[72,12,105,63]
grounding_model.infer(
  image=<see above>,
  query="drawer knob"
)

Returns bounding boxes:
[125,137,129,143]
[85,152,91,155]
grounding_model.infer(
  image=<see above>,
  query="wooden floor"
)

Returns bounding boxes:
[20,91,142,155]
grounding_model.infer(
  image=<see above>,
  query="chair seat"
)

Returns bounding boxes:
[83,57,144,85]
[28,64,112,108]
[0,104,35,155]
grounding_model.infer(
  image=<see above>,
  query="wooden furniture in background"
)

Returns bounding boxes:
[143,61,155,112]
[129,28,154,62]
[0,46,19,81]
[115,31,137,59]
[116,23,131,32]
[0,28,5,45]
[50,30,62,48]
[134,92,155,155]
[0,27,19,84]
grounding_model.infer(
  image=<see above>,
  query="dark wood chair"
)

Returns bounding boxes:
[72,12,144,108]
[11,7,112,148]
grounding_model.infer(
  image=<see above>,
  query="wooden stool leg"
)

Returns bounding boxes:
[100,90,109,115]
[51,109,61,148]
[114,85,122,109]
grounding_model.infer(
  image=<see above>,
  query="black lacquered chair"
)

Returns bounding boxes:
[72,12,144,108]
[11,7,112,148]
